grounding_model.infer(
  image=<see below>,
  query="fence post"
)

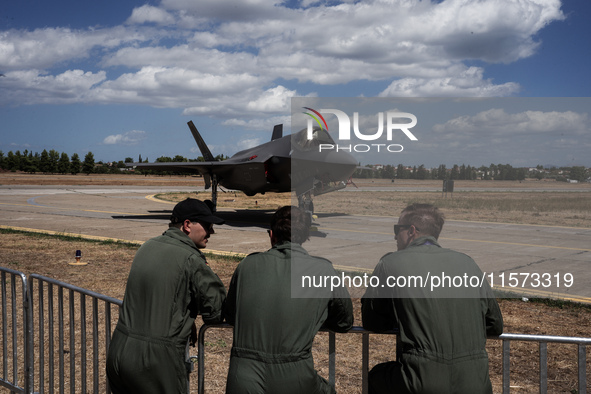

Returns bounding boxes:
[578,344,587,394]
[539,342,547,394]
[503,339,511,394]
[362,332,369,394]
[0,267,32,394]
[329,331,336,387]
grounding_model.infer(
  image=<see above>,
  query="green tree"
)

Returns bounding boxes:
[14,151,24,171]
[39,150,51,173]
[381,165,395,180]
[82,152,95,174]
[48,149,60,173]
[416,165,428,180]
[21,151,38,173]
[58,152,70,174]
[450,165,459,180]
[570,166,586,182]
[396,164,408,179]
[70,153,81,174]
[436,164,447,180]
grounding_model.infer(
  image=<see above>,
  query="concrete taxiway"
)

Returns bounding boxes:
[1,184,590,302]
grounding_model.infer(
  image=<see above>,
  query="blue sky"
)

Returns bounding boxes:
[1,0,589,168]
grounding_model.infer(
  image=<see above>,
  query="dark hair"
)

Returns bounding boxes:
[270,206,310,245]
[399,203,445,239]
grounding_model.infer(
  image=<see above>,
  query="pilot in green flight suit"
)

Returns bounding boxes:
[106,198,226,394]
[362,203,503,394]
[224,206,354,394]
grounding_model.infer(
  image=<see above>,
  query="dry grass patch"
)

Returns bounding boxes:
[1,230,590,393]
[312,191,591,228]
[156,190,291,211]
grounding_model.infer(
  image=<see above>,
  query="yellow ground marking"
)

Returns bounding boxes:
[0,225,145,245]
[492,286,591,305]
[0,201,155,217]
[0,225,239,259]
[145,194,175,204]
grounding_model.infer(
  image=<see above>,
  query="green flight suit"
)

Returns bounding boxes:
[106,227,226,394]
[224,242,354,394]
[362,236,503,394]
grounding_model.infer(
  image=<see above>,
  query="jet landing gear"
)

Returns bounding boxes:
[297,191,315,221]
[297,191,324,236]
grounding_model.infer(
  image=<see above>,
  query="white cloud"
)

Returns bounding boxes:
[0,69,106,105]
[0,0,566,120]
[433,109,589,136]
[0,27,144,71]
[379,67,521,97]
[126,5,176,25]
[103,130,147,145]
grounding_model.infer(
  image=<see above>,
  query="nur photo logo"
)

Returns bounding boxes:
[303,107,418,153]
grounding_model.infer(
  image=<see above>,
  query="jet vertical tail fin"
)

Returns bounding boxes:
[187,121,215,161]
[271,124,283,141]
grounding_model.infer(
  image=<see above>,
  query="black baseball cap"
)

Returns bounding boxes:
[170,198,225,225]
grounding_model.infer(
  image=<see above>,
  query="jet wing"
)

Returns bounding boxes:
[128,160,268,195]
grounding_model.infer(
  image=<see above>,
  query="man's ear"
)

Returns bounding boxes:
[182,219,192,234]
[409,224,419,239]
[268,230,277,246]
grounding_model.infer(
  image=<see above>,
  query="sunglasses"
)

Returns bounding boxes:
[393,224,419,236]
[199,222,214,233]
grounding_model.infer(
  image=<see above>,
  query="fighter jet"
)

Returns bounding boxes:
[127,121,358,214]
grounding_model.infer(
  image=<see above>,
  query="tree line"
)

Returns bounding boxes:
[0,150,228,175]
[0,149,97,174]
[1,149,588,182]
[355,163,590,182]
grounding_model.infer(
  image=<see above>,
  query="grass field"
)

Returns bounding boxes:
[1,173,591,392]
[1,229,590,393]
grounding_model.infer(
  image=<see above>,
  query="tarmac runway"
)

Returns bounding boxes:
[1,185,590,302]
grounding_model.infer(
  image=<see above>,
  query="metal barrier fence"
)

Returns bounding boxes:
[1,266,590,394]
[0,267,123,394]
[0,267,32,394]
[28,274,122,394]
[197,324,591,394]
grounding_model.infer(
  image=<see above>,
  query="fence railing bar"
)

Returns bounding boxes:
[28,275,122,306]
[92,298,99,394]
[36,280,44,394]
[0,269,28,394]
[2,271,7,381]
[539,342,547,394]
[105,301,117,394]
[11,275,19,388]
[328,331,335,386]
[48,283,54,394]
[24,273,32,394]
[502,339,510,394]
[2,267,591,394]
[578,344,586,394]
[58,286,64,394]
[80,293,87,394]
[362,332,369,394]
[0,380,24,394]
[68,289,75,394]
